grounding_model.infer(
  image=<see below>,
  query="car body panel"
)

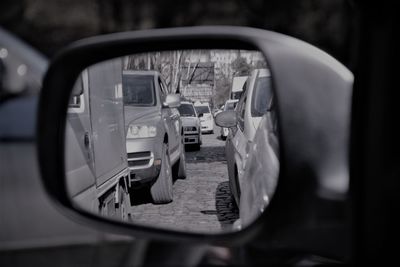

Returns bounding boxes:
[65,58,130,214]
[239,114,280,228]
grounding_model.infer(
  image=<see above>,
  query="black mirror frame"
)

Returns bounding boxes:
[37,26,353,258]
[37,26,274,245]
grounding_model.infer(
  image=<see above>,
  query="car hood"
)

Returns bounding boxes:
[124,106,161,127]
[180,116,199,126]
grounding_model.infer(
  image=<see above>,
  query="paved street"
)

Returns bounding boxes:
[127,126,239,233]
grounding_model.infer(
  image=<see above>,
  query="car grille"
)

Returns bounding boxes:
[128,159,150,167]
[128,151,151,159]
[127,151,152,168]
[184,126,197,132]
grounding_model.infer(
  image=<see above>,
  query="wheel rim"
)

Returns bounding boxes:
[120,191,128,221]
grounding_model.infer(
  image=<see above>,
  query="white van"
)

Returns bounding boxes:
[65,58,130,221]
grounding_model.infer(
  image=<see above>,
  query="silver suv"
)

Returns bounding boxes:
[123,70,186,204]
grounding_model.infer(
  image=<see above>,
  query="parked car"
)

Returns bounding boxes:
[220,68,272,206]
[178,101,202,150]
[123,70,186,204]
[66,59,130,220]
[220,99,238,140]
[236,95,279,229]
[194,102,214,134]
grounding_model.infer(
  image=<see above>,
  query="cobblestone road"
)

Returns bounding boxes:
[127,126,239,233]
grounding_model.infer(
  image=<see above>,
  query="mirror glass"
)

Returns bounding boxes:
[65,49,280,233]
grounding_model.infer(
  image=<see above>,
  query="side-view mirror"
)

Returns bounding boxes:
[163,93,181,108]
[198,113,204,117]
[38,26,352,253]
[215,110,237,128]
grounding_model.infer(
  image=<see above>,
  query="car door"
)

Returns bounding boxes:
[233,92,248,182]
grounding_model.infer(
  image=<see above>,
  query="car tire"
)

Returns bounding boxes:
[150,143,173,204]
[194,143,201,151]
[116,184,129,221]
[177,147,187,179]
[230,167,240,208]
[173,142,187,179]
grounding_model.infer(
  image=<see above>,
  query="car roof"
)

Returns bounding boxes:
[180,101,194,105]
[225,99,239,104]
[254,68,271,77]
[194,102,210,106]
[122,70,159,76]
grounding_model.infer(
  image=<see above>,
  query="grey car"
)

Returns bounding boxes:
[123,70,186,204]
[237,103,280,229]
[216,68,273,206]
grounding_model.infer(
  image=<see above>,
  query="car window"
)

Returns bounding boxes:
[195,106,210,114]
[236,94,247,131]
[123,75,155,106]
[251,76,272,117]
[178,103,196,117]
[68,76,83,108]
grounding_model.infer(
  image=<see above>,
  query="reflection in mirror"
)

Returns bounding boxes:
[65,49,279,233]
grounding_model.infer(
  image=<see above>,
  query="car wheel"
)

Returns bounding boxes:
[230,167,240,208]
[116,184,129,221]
[194,143,201,151]
[176,146,187,179]
[150,143,173,204]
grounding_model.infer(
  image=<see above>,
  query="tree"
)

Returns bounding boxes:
[231,56,252,76]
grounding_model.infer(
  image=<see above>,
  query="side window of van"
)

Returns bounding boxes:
[68,76,83,108]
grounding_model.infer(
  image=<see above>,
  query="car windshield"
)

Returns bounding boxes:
[251,76,272,117]
[195,106,210,114]
[178,103,196,117]
[225,102,237,111]
[123,74,156,106]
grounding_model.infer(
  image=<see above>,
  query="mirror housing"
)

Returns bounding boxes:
[215,110,237,128]
[163,93,181,108]
[38,26,353,253]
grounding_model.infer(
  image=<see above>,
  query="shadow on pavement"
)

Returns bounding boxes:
[129,186,153,205]
[216,135,226,141]
[215,181,239,230]
[185,146,226,163]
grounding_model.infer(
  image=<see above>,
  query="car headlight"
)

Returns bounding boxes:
[127,125,157,139]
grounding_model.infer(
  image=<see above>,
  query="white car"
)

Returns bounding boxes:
[194,102,214,134]
[216,68,272,206]
[220,99,238,140]
[238,100,280,229]
[178,101,202,150]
